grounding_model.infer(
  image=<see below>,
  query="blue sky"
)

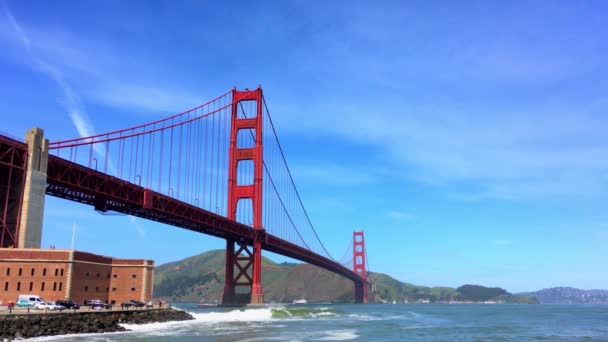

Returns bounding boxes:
[1,1,607,293]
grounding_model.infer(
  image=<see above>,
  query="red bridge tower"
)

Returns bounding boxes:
[353,231,367,304]
[222,87,264,305]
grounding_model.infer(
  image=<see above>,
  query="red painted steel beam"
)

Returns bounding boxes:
[0,135,27,248]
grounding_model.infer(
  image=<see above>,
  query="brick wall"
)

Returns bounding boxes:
[0,249,154,306]
[70,261,112,305]
[0,249,69,304]
[109,259,147,304]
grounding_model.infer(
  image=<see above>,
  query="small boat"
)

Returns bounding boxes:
[197,301,218,308]
[292,299,307,304]
[392,300,396,304]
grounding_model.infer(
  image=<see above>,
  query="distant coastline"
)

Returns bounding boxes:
[154,250,544,304]
[519,287,608,305]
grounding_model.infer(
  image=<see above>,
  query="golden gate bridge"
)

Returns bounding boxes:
[0,86,369,305]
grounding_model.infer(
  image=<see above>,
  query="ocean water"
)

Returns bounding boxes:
[30,303,608,341]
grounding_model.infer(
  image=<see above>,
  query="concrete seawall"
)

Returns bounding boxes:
[0,308,193,340]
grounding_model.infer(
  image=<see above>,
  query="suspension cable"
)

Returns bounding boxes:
[261,96,336,261]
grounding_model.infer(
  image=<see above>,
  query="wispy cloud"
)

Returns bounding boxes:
[2,2,96,140]
[265,4,608,201]
[292,161,378,186]
[128,216,146,238]
[0,13,202,116]
[305,196,355,213]
[279,98,608,200]
[387,210,414,221]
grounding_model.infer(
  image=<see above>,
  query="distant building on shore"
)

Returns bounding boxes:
[0,248,154,305]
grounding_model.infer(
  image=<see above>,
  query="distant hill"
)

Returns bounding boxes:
[369,275,537,304]
[153,250,353,303]
[153,249,538,304]
[456,285,507,301]
[520,287,608,304]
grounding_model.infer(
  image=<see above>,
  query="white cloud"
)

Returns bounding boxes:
[263,4,608,201]
[2,3,96,141]
[86,81,202,114]
[305,197,355,213]
[292,161,377,186]
[128,216,146,238]
[277,97,608,200]
[387,211,414,221]
[0,15,203,115]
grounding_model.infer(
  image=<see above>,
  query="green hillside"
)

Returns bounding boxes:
[369,273,457,302]
[153,250,538,304]
[153,249,356,303]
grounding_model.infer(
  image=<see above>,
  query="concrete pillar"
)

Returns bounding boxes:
[66,250,74,300]
[18,127,48,248]
[142,260,148,302]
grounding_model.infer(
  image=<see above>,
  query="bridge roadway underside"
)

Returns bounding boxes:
[40,151,363,287]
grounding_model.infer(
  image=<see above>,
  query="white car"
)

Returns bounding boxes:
[34,302,64,310]
[46,301,66,310]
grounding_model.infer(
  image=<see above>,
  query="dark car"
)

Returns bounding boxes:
[120,301,137,308]
[85,299,111,309]
[56,300,80,309]
[130,300,147,308]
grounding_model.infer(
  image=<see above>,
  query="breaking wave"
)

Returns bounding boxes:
[271,306,341,319]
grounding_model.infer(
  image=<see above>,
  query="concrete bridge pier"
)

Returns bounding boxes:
[18,127,48,248]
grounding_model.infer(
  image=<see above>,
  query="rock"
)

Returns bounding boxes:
[0,308,193,339]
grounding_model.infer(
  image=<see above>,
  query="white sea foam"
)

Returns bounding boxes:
[310,311,336,318]
[26,308,317,340]
[28,332,123,341]
[401,324,435,330]
[407,311,423,318]
[190,308,273,322]
[347,313,382,321]
[318,329,359,341]
[241,337,302,342]
[120,308,273,333]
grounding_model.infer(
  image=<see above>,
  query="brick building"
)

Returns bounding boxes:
[0,248,154,306]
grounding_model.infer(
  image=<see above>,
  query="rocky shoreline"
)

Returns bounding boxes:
[0,308,194,340]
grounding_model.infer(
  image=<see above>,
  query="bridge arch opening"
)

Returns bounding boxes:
[236,160,254,186]
[235,198,253,226]
[236,98,258,119]
[236,129,256,149]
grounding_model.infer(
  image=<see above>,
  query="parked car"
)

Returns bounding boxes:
[130,300,147,308]
[17,294,44,307]
[34,302,64,311]
[49,301,66,310]
[56,300,80,309]
[85,299,111,309]
[16,300,33,307]
[120,301,137,308]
